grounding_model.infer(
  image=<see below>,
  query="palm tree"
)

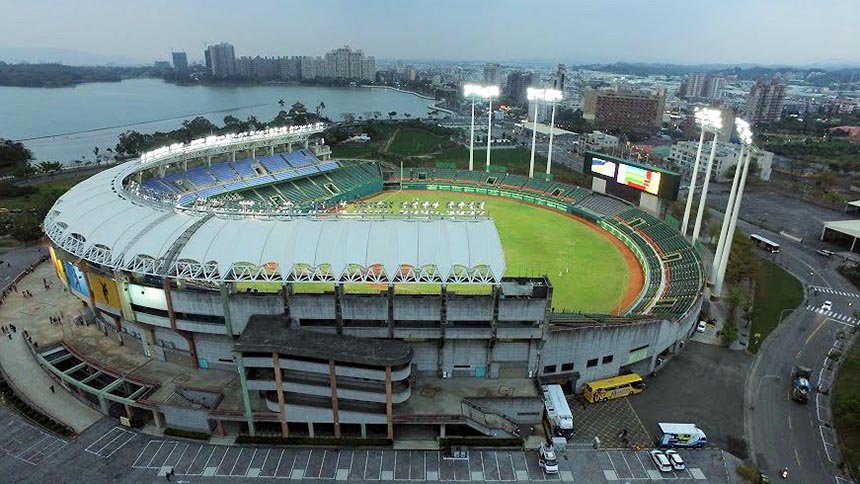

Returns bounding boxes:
[278,99,285,110]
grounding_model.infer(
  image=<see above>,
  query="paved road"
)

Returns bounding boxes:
[731,217,855,482]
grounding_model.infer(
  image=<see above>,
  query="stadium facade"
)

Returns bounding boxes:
[42,125,704,440]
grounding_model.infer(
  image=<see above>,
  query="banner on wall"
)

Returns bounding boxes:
[62,261,89,297]
[88,272,122,310]
[50,247,67,286]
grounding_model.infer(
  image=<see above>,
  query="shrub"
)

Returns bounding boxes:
[736,463,762,482]
[235,435,393,447]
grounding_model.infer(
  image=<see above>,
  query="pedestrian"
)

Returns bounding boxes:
[6,333,11,340]
[9,324,16,333]
[49,384,54,393]
[22,330,28,339]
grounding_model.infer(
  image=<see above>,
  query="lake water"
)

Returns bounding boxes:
[0,78,436,163]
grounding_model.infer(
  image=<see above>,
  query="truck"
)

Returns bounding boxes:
[791,365,813,403]
[542,384,574,439]
[656,423,708,448]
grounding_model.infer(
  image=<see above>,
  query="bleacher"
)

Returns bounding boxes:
[575,194,631,218]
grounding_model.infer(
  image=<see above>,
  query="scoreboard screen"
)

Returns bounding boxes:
[616,163,662,195]
[590,157,617,178]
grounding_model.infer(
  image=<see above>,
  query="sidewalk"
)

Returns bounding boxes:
[0,261,102,434]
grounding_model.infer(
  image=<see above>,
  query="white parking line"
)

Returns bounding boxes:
[184,445,203,475]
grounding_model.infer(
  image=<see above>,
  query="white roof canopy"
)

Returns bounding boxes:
[45,163,506,284]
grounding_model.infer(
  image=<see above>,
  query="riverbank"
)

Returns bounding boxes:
[360,84,436,100]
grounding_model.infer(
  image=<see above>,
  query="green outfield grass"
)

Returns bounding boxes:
[388,128,453,155]
[350,190,635,313]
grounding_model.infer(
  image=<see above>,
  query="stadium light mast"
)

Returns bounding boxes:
[691,108,724,245]
[479,85,500,171]
[543,88,563,175]
[527,88,542,178]
[712,119,754,299]
[682,107,721,236]
[463,84,484,171]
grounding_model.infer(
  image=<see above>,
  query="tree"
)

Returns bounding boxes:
[278,99,285,110]
[93,146,100,164]
[404,113,412,119]
[726,230,763,285]
[388,111,397,120]
[341,112,356,123]
[706,220,721,243]
[372,111,381,120]
[10,214,42,241]
[36,161,63,173]
[721,321,738,345]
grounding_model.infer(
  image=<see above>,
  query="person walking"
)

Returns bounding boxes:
[49,385,55,393]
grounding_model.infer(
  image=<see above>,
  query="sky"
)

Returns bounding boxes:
[1,0,859,66]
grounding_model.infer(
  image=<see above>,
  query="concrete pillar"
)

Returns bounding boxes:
[440,424,446,437]
[161,279,178,332]
[235,353,256,437]
[152,409,164,429]
[219,283,234,337]
[124,404,133,419]
[98,396,109,414]
[304,139,309,149]
[216,419,225,436]
[272,352,289,437]
[76,261,99,319]
[360,423,367,438]
[681,127,706,235]
[269,146,275,155]
[231,151,236,162]
[308,422,315,438]
[288,142,293,153]
[329,360,341,438]
[334,284,344,335]
[713,149,753,298]
[251,148,256,159]
[385,366,394,440]
[387,284,395,339]
[207,156,211,167]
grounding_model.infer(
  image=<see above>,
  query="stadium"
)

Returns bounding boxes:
[42,124,704,441]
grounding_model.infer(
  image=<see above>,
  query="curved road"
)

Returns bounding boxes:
[738,218,854,483]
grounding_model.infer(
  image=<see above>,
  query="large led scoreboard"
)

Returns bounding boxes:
[583,152,681,201]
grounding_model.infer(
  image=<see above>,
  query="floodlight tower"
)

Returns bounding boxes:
[463,84,483,171]
[690,108,724,244]
[527,88,542,178]
[712,119,754,299]
[480,85,500,171]
[681,107,722,237]
[543,88,563,175]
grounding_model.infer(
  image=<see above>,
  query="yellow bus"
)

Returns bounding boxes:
[583,373,645,403]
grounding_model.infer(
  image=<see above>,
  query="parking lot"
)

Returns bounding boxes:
[131,440,728,482]
[0,406,68,465]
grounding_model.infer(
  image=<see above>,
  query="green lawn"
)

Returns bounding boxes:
[834,339,860,482]
[352,190,634,313]
[330,144,376,159]
[388,128,452,155]
[748,257,804,352]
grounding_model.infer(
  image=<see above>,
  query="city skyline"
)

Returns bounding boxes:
[1,0,859,66]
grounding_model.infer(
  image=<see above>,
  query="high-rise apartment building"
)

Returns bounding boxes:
[171,52,189,75]
[483,63,501,86]
[204,43,237,78]
[583,87,666,133]
[548,64,566,92]
[505,71,534,104]
[745,78,786,124]
[321,45,375,80]
[679,73,724,100]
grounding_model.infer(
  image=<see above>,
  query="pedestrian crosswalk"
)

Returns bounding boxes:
[809,286,860,299]
[806,305,858,325]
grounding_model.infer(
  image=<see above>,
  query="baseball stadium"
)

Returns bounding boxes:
[41,124,704,441]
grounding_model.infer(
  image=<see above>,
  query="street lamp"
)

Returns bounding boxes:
[712,118,754,298]
[682,107,722,237]
[463,84,485,171]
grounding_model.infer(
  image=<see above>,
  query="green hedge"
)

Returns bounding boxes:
[439,437,523,448]
[163,427,211,441]
[236,435,392,447]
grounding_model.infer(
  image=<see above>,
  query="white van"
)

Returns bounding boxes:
[538,443,559,474]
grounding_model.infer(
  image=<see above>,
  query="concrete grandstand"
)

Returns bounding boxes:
[41,125,705,442]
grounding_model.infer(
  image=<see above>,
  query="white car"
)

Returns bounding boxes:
[665,449,685,470]
[538,443,559,474]
[650,450,673,472]
[696,321,707,333]
[822,300,833,311]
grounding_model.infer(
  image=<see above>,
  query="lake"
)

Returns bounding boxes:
[0,78,436,163]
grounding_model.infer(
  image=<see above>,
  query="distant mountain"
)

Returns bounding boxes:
[0,47,145,66]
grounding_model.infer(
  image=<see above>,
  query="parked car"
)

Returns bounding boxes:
[649,449,673,472]
[696,321,707,333]
[665,449,685,470]
[538,443,559,474]
[816,249,834,258]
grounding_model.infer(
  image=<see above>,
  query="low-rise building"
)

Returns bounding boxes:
[667,140,773,182]
[576,131,619,156]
